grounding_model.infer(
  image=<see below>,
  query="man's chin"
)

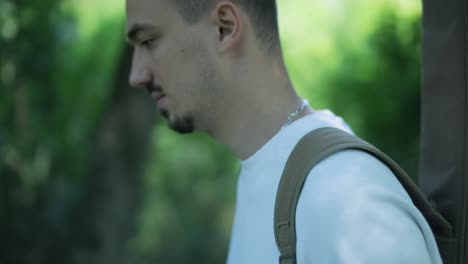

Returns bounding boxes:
[159,109,195,134]
[169,123,195,134]
[171,127,194,134]
[166,114,195,134]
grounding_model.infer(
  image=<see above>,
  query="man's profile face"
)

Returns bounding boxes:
[126,0,219,134]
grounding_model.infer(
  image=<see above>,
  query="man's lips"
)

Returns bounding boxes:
[151,92,166,102]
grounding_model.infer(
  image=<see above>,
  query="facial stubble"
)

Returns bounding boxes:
[161,108,195,134]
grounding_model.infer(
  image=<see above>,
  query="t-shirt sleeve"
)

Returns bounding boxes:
[294,150,441,264]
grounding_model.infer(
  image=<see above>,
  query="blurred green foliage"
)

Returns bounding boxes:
[0,0,422,263]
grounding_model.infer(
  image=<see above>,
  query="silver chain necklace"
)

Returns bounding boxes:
[281,100,309,130]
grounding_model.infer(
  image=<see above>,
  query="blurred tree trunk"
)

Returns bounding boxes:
[420,0,468,263]
[71,45,156,264]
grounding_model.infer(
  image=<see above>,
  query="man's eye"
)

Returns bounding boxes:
[141,38,156,48]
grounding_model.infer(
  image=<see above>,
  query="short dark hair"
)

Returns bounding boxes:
[170,0,280,53]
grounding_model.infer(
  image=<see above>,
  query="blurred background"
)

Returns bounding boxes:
[0,0,422,263]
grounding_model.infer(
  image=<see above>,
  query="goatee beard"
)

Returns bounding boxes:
[161,109,195,134]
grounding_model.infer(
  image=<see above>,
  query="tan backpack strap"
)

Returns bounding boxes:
[274,127,452,264]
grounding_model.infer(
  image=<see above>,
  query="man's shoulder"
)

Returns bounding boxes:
[294,149,415,223]
[293,149,438,263]
[304,148,412,201]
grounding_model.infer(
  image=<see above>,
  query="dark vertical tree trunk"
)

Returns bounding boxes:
[71,45,156,264]
[420,0,468,263]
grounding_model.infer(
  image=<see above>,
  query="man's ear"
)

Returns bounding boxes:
[213,1,244,52]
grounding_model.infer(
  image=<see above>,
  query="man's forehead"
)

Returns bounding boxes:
[126,0,172,26]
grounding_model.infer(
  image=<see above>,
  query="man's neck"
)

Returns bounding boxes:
[205,54,314,159]
[208,91,312,160]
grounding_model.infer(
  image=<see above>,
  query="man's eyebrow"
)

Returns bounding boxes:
[126,23,159,43]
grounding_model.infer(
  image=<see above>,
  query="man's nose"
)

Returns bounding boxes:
[129,52,153,89]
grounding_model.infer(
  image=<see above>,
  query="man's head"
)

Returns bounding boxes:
[171,0,279,52]
[126,0,281,134]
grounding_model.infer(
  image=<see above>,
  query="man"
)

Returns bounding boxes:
[125,0,442,263]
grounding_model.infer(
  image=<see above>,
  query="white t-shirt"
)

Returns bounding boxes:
[226,110,442,264]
